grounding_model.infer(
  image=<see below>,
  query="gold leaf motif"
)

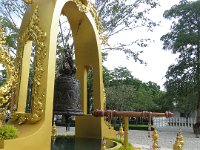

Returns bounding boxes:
[71,0,107,45]
[22,0,33,4]
[11,5,46,124]
[0,21,17,107]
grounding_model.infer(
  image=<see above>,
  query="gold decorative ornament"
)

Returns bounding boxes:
[118,123,124,140]
[178,129,184,148]
[22,0,33,4]
[173,129,184,150]
[52,122,57,137]
[11,5,47,124]
[0,24,6,46]
[89,3,107,45]
[0,108,6,127]
[0,21,17,107]
[71,0,107,45]
[71,0,89,12]
[152,128,159,150]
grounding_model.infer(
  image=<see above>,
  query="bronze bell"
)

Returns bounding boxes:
[53,75,82,116]
[53,46,83,118]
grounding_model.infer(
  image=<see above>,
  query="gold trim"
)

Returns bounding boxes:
[71,0,107,45]
[12,5,47,124]
[22,0,33,4]
[0,22,17,107]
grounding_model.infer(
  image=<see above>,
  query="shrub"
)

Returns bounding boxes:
[0,125,18,140]
[105,137,133,150]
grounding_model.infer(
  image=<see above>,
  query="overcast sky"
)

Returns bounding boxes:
[103,0,182,91]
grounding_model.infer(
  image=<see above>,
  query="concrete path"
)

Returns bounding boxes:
[56,126,200,150]
[129,127,200,150]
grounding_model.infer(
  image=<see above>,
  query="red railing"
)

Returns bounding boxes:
[92,109,173,149]
[92,110,173,118]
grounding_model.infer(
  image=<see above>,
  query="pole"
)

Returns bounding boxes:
[124,117,129,149]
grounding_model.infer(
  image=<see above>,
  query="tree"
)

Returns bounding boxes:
[109,66,134,86]
[0,0,26,56]
[160,0,200,121]
[94,0,159,63]
[104,66,164,111]
[0,0,159,62]
[106,84,137,111]
[104,67,137,110]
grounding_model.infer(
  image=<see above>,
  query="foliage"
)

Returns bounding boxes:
[0,0,159,62]
[0,125,18,140]
[95,0,159,63]
[86,66,167,112]
[0,0,27,56]
[106,84,137,110]
[160,0,200,120]
[104,66,166,111]
[0,69,6,86]
[105,137,133,150]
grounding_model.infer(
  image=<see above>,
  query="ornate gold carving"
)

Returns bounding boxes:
[22,0,33,4]
[12,6,47,124]
[152,128,159,150]
[0,24,6,47]
[71,0,107,45]
[89,3,107,45]
[71,0,90,12]
[0,21,17,107]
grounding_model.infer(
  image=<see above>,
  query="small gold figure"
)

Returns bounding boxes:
[173,129,184,150]
[0,108,6,127]
[178,129,184,148]
[152,128,159,150]
[118,124,124,140]
[51,122,57,137]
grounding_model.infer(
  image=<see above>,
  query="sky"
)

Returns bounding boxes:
[103,0,182,91]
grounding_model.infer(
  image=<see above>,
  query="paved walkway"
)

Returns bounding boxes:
[57,126,200,150]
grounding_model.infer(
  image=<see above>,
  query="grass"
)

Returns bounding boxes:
[114,123,154,131]
[129,124,149,127]
[105,137,134,150]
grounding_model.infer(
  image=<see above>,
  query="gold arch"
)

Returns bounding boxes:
[11,5,47,124]
[3,1,115,149]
